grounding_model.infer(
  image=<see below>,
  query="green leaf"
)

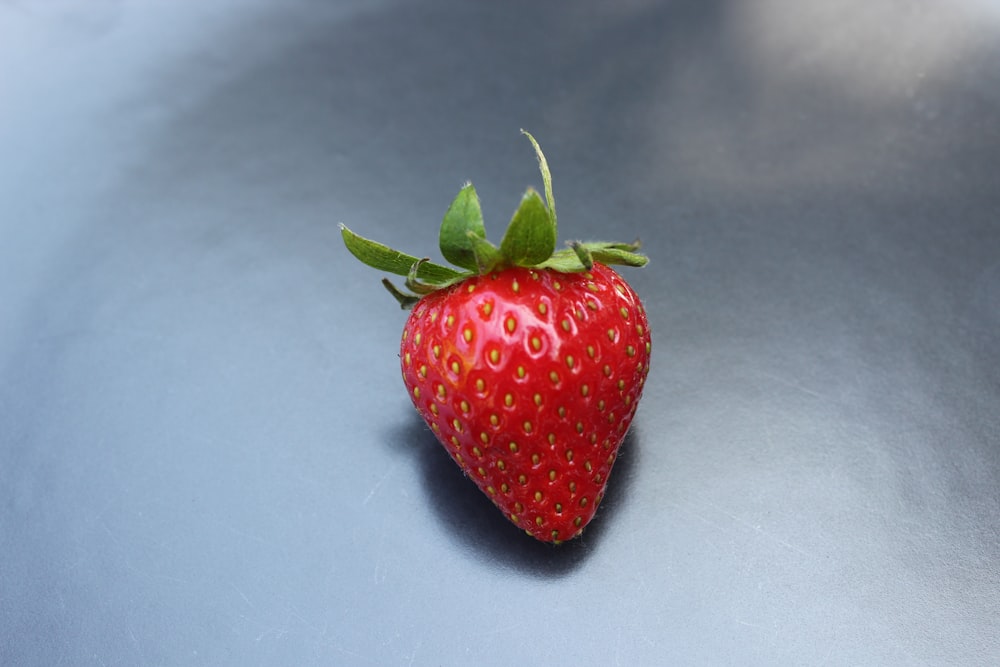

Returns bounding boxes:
[467,230,503,274]
[439,183,487,271]
[569,241,594,270]
[537,242,648,272]
[499,188,556,267]
[583,241,647,267]
[382,279,422,309]
[521,130,557,233]
[588,246,648,267]
[536,249,588,272]
[405,258,440,295]
[340,223,464,284]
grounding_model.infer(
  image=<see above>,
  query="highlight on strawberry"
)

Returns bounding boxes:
[341,131,651,543]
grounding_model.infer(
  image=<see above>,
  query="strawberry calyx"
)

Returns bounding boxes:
[340,130,648,309]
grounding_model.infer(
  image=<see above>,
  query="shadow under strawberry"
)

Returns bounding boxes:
[386,413,640,578]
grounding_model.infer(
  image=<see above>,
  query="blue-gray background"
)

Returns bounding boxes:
[2,1,998,664]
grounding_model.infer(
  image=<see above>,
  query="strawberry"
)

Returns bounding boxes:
[341,131,650,543]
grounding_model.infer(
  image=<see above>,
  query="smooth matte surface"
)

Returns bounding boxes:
[2,1,999,664]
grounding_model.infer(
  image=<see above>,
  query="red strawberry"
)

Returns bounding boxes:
[342,131,650,543]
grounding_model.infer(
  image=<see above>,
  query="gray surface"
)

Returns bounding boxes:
[2,1,999,665]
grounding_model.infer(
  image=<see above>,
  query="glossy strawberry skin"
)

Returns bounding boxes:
[399,263,651,542]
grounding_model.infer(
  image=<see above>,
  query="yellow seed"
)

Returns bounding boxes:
[468,283,476,293]
[598,399,605,411]
[505,393,514,407]
[415,332,422,345]
[552,530,560,541]
[446,314,455,327]
[430,404,439,416]
[607,329,616,341]
[618,380,625,390]
[531,337,541,351]
[430,312,438,323]
[402,329,409,340]
[449,435,458,446]
[490,414,499,426]
[620,307,629,319]
[581,384,589,397]
[501,483,510,493]
[557,406,566,418]
[565,355,574,369]
[535,516,543,527]
[646,341,652,354]
[590,434,597,444]
[477,467,486,477]
[472,446,482,457]
[534,491,542,502]
[533,393,542,406]
[517,366,526,378]
[509,442,519,453]
[419,364,428,377]
[561,319,571,332]
[566,450,574,462]
[569,481,577,493]
[576,422,584,434]
[480,432,489,444]
[483,302,493,316]
[489,349,500,364]
[549,371,559,384]
[554,503,563,513]
[463,328,473,343]
[584,460,593,472]
[451,360,461,374]
[475,378,485,392]
[548,433,556,445]
[487,485,495,495]
[497,459,506,471]
[594,473,602,483]
[510,514,519,523]
[626,345,636,357]
[437,384,446,398]
[636,324,645,336]
[404,352,411,365]
[452,418,462,432]
[518,474,527,485]
[574,516,583,527]
[587,300,597,311]
[524,421,533,433]
[433,344,441,358]
[531,453,540,465]
[587,345,595,358]
[615,283,625,294]
[537,303,548,315]
[549,469,557,481]
[553,280,562,291]
[412,386,421,399]
[506,317,516,333]
[603,365,612,377]
[512,279,520,293]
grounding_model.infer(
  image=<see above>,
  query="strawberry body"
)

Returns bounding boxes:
[400,263,650,542]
